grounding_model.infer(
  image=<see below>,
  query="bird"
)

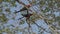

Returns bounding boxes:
[18,14,33,20]
[22,14,33,17]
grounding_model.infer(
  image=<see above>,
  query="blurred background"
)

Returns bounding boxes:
[0,0,60,34]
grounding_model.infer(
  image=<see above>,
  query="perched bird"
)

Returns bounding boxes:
[18,14,33,20]
[22,14,32,17]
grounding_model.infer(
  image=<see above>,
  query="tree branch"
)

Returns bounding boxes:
[32,21,52,33]
[16,0,26,6]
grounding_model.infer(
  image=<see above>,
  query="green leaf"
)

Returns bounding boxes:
[11,2,16,6]
[19,20,25,25]
[42,7,50,13]
[0,0,3,3]
[55,16,60,21]
[57,3,60,8]
[3,0,11,2]
[0,8,2,12]
[50,26,56,30]
[40,1,45,6]
[0,14,8,23]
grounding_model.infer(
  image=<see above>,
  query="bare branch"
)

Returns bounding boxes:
[32,21,52,33]
[16,0,26,6]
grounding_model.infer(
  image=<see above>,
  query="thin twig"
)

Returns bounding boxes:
[26,19,31,34]
[32,21,52,33]
[18,17,24,20]
[16,0,26,6]
[16,0,40,7]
